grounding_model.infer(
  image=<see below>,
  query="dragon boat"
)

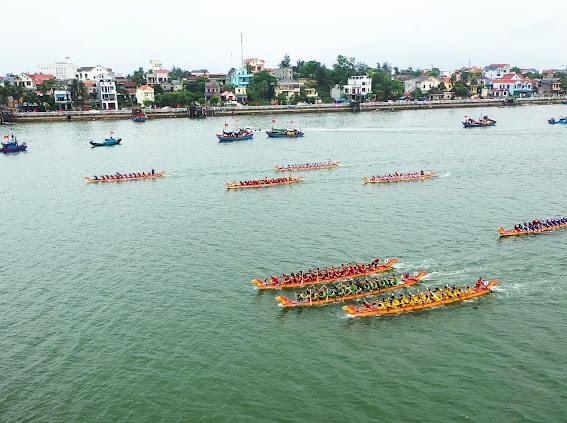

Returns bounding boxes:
[275,271,427,307]
[225,175,302,189]
[252,258,398,289]
[342,280,498,317]
[84,171,165,183]
[363,171,435,183]
[275,161,340,171]
[498,222,567,237]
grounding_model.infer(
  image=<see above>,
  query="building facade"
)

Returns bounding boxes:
[38,59,78,80]
[136,85,155,106]
[343,75,372,100]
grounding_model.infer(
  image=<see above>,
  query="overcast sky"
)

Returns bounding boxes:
[3,0,565,76]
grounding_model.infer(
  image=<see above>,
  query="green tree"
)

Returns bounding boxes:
[68,79,87,102]
[279,54,291,68]
[428,67,440,77]
[248,70,277,103]
[128,67,146,86]
[169,66,191,80]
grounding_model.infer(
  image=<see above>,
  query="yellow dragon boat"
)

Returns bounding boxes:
[275,271,427,307]
[252,258,398,289]
[275,161,340,171]
[498,222,567,237]
[342,280,498,317]
[225,175,302,189]
[363,171,435,183]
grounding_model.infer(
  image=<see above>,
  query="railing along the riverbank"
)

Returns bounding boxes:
[11,96,567,120]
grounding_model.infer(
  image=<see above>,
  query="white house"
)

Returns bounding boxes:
[76,65,113,82]
[15,73,35,89]
[38,59,78,80]
[483,64,510,80]
[343,75,372,100]
[136,85,155,106]
[244,58,265,73]
[490,73,533,97]
[96,75,118,110]
[145,69,169,85]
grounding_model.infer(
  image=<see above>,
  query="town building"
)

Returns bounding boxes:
[229,68,252,87]
[76,65,113,82]
[14,73,35,89]
[490,74,533,97]
[275,79,302,100]
[145,69,169,85]
[54,89,73,110]
[204,81,221,100]
[274,67,293,80]
[538,78,563,95]
[483,64,510,79]
[136,85,155,106]
[234,86,247,103]
[244,58,265,73]
[38,58,78,80]
[96,75,118,110]
[343,75,372,100]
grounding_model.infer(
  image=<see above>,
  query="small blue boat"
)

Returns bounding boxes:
[1,139,27,153]
[266,128,304,138]
[548,117,567,124]
[90,134,122,147]
[216,129,254,142]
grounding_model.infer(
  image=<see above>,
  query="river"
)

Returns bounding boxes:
[1,104,566,422]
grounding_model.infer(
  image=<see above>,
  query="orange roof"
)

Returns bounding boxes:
[138,85,154,90]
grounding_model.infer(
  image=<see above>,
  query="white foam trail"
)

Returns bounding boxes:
[439,172,451,178]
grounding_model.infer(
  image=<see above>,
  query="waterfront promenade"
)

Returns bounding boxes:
[8,96,566,122]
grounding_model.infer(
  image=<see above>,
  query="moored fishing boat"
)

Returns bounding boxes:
[225,175,302,189]
[84,170,164,183]
[1,136,27,153]
[275,161,340,171]
[498,216,567,236]
[252,258,398,289]
[275,271,427,307]
[462,115,497,128]
[363,171,435,183]
[342,280,498,317]
[132,113,147,122]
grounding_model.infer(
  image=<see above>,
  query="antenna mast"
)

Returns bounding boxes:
[240,32,244,68]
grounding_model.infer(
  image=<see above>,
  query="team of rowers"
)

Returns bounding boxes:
[293,273,408,302]
[277,160,337,170]
[366,170,427,182]
[358,278,489,311]
[264,258,385,285]
[90,169,158,180]
[229,175,298,186]
[511,216,567,232]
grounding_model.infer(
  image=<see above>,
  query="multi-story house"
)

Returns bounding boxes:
[275,79,302,100]
[136,85,155,106]
[76,65,113,82]
[274,67,293,80]
[204,81,220,100]
[230,68,252,87]
[145,69,169,85]
[490,74,533,97]
[207,74,227,86]
[54,89,72,110]
[96,75,118,110]
[38,59,78,80]
[483,64,510,79]
[244,58,265,73]
[343,75,372,100]
[234,86,247,103]
[538,78,562,95]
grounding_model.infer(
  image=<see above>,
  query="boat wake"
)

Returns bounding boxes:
[439,172,450,178]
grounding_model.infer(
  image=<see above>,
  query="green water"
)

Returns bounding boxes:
[1,106,566,422]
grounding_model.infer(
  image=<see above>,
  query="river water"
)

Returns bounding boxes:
[1,105,566,422]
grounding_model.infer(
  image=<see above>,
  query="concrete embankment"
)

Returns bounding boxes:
[10,98,564,122]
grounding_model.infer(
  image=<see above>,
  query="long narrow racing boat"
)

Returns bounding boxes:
[363,171,435,183]
[275,271,427,307]
[342,280,498,317]
[85,171,164,183]
[498,220,567,237]
[225,175,302,189]
[252,258,398,289]
[275,161,340,171]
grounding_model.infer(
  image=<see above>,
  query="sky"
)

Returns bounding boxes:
[2,0,566,76]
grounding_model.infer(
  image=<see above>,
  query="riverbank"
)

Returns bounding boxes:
[7,97,565,123]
